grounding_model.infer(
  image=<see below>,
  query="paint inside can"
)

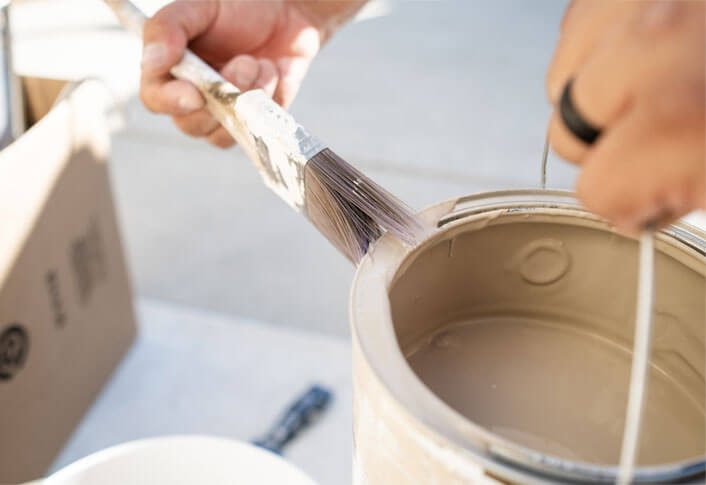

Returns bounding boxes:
[351,191,706,483]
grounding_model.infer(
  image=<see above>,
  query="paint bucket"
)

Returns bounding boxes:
[351,190,705,484]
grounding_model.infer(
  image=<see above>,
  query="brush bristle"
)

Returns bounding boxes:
[304,148,428,263]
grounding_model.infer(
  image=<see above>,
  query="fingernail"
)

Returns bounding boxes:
[640,1,680,32]
[177,94,203,112]
[630,204,662,230]
[142,43,167,71]
[228,56,258,88]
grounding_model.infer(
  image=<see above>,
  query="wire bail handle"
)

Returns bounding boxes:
[547,79,656,484]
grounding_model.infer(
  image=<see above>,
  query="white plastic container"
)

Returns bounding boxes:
[44,436,316,485]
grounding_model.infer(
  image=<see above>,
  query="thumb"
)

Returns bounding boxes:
[141,0,219,77]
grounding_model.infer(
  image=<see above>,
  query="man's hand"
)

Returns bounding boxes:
[547,0,705,232]
[139,0,363,149]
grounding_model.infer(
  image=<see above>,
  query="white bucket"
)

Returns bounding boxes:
[44,435,316,485]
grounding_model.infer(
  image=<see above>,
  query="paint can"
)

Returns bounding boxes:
[351,190,705,484]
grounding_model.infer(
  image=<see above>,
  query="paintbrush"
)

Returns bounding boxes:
[105,0,428,263]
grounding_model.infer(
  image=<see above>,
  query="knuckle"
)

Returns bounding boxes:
[642,77,706,127]
[635,0,686,40]
[259,58,276,73]
[143,8,186,50]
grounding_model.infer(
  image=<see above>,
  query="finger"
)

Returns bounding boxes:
[550,1,700,165]
[255,58,278,98]
[169,54,262,143]
[205,56,277,152]
[176,54,264,145]
[220,55,261,91]
[208,55,276,148]
[572,1,699,129]
[576,98,705,232]
[140,1,217,116]
[274,57,310,107]
[221,56,279,100]
[172,109,221,137]
[140,77,204,115]
[206,127,235,149]
[141,0,219,77]
[546,1,639,102]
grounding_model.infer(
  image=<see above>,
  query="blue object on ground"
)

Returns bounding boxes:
[252,385,333,455]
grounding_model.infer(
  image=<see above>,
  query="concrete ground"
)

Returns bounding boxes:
[51,298,353,485]
[109,0,575,338]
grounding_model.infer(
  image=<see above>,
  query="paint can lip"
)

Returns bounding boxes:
[350,188,706,484]
[441,189,706,255]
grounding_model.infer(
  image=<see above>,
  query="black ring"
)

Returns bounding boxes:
[559,79,602,145]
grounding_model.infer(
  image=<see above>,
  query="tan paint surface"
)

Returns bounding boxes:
[391,213,705,466]
[352,337,503,485]
[407,317,703,465]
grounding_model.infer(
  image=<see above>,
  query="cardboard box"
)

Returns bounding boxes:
[0,78,136,483]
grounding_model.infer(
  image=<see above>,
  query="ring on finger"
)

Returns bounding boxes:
[560,78,604,145]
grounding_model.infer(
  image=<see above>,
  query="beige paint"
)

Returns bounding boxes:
[351,192,706,484]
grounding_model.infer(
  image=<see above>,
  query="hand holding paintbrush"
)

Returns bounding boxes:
[138,0,348,149]
[106,0,427,263]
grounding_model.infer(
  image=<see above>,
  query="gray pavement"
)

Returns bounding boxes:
[110,0,576,337]
[51,298,352,485]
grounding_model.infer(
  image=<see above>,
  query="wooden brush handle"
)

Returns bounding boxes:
[104,0,242,96]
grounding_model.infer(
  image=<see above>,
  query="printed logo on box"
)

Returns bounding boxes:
[71,218,107,305]
[0,325,29,381]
